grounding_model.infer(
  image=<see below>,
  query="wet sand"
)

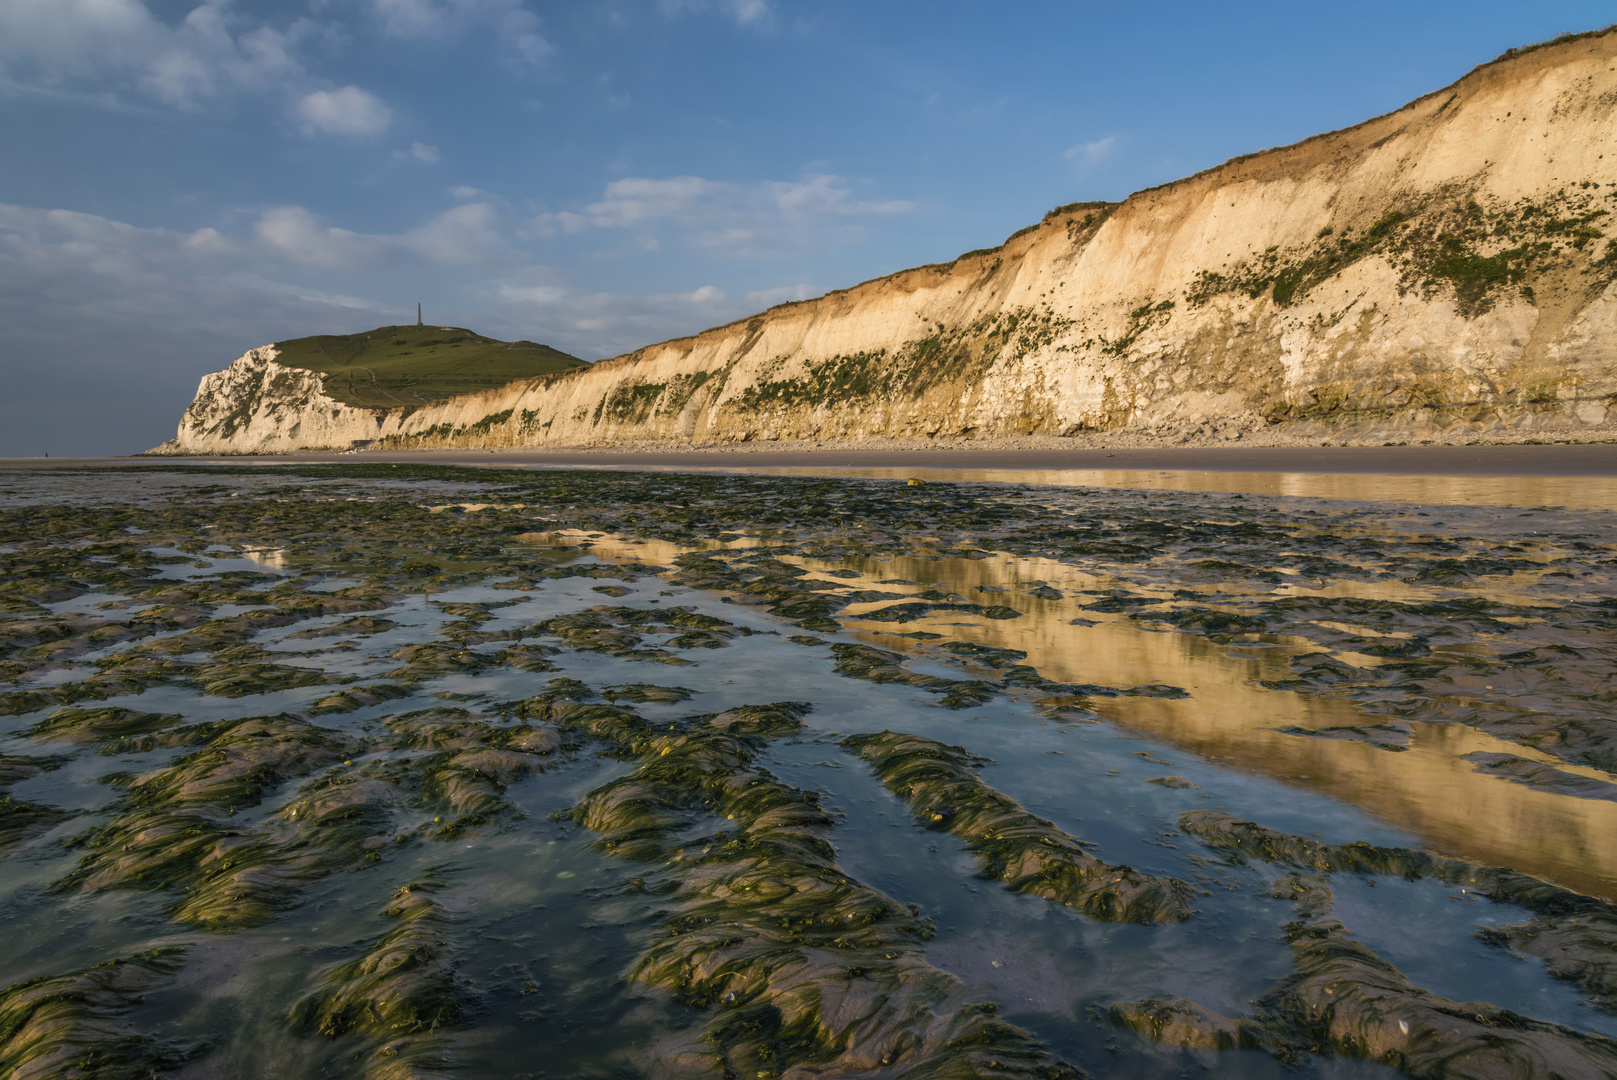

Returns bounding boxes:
[6,442,1617,476]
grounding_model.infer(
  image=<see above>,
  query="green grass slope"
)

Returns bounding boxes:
[271,325,589,409]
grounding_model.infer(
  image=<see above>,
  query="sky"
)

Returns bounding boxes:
[1,1,1612,456]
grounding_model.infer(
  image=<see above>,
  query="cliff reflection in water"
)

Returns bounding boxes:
[589,532,1617,902]
[683,465,1617,513]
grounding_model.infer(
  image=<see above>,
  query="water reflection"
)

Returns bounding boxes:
[588,465,1617,512]
[583,535,1617,902]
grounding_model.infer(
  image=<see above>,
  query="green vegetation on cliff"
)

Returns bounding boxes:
[272,324,588,409]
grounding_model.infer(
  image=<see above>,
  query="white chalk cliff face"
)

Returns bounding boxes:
[162,346,386,453]
[156,32,1617,455]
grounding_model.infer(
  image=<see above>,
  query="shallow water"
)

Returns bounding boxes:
[587,463,1617,513]
[2,464,1616,1077]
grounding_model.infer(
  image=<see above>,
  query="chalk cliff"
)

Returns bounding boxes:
[154,30,1617,454]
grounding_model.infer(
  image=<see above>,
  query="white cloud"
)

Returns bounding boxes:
[402,201,505,265]
[727,0,770,24]
[0,199,397,353]
[0,0,312,110]
[255,206,383,268]
[534,173,913,256]
[486,280,754,359]
[1063,136,1118,172]
[366,0,553,65]
[658,0,771,26]
[254,202,506,268]
[395,141,441,164]
[495,282,566,304]
[0,0,545,119]
[582,176,723,228]
[0,201,233,281]
[449,185,487,200]
[295,86,393,137]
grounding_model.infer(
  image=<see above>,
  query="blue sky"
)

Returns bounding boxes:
[1,1,1610,455]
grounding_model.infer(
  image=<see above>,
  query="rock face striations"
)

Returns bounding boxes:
[157,30,1617,454]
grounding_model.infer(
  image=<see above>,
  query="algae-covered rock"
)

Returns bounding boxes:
[856,599,1024,623]
[60,714,361,907]
[290,878,463,1078]
[0,796,70,854]
[1476,914,1617,1014]
[380,708,555,833]
[1116,872,1617,1078]
[1258,912,1617,1078]
[670,553,850,628]
[1463,752,1617,801]
[508,677,596,712]
[571,707,1082,1079]
[385,708,494,751]
[288,615,400,639]
[386,642,494,682]
[601,683,694,705]
[491,643,559,672]
[28,707,182,744]
[0,753,65,788]
[705,701,812,736]
[1182,811,1617,1013]
[846,731,1194,923]
[417,746,546,827]
[168,769,401,929]
[125,714,359,809]
[533,604,744,663]
[307,683,414,715]
[0,947,189,1080]
[830,643,997,709]
[1109,996,1249,1050]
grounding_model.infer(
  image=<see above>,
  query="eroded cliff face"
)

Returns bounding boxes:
[159,346,388,453]
[155,31,1617,455]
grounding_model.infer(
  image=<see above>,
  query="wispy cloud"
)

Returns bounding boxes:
[534,173,913,256]
[1062,136,1118,172]
[254,202,508,268]
[395,141,442,163]
[657,0,772,27]
[366,0,553,65]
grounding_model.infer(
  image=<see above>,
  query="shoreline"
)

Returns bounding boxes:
[8,440,1617,477]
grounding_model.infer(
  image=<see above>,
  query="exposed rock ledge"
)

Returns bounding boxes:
[154,31,1617,456]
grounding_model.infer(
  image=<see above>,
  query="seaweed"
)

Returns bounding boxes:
[532,604,745,663]
[307,683,414,715]
[829,643,998,709]
[289,877,463,1077]
[844,732,1194,923]
[58,715,361,913]
[1181,811,1617,1012]
[28,707,182,744]
[0,948,192,1080]
[0,795,70,854]
[567,704,1081,1078]
[1113,872,1617,1078]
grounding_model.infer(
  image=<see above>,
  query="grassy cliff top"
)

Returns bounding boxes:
[272,324,589,409]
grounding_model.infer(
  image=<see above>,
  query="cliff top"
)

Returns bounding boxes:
[272,324,588,409]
